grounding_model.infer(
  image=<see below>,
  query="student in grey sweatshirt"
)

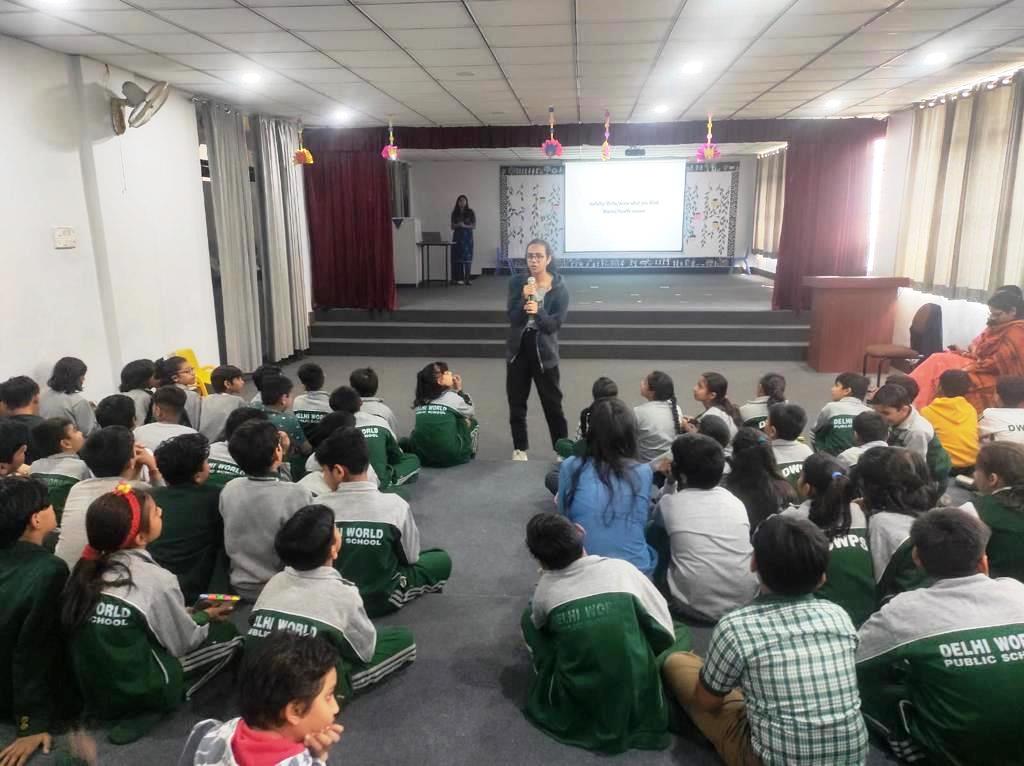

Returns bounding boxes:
[350,367,400,437]
[634,371,684,464]
[219,419,312,600]
[39,357,97,437]
[200,365,246,443]
[118,359,157,428]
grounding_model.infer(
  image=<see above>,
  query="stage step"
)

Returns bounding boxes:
[308,308,809,361]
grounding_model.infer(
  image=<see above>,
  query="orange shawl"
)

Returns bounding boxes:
[966,320,1024,411]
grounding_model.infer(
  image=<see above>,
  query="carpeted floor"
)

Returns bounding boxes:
[10,356,903,765]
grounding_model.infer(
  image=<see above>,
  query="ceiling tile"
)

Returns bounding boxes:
[746,34,842,55]
[350,65,432,81]
[426,64,503,79]
[578,42,659,61]
[444,78,513,92]
[128,0,238,6]
[683,0,791,16]
[119,33,229,53]
[159,8,279,32]
[482,24,571,47]
[24,34,143,53]
[0,11,95,35]
[412,48,494,65]
[281,66,360,82]
[297,30,396,49]
[576,0,681,23]
[95,52,191,70]
[672,15,773,40]
[209,32,312,52]
[468,0,572,27]
[360,1,471,29]
[15,0,129,8]
[166,51,254,68]
[493,45,571,64]
[870,8,986,33]
[504,62,574,79]
[57,9,184,33]
[390,27,484,48]
[787,0,893,12]
[0,1,21,9]
[767,12,875,37]
[580,60,650,77]
[732,53,816,70]
[163,71,225,85]
[838,31,935,51]
[327,49,413,67]
[812,50,900,67]
[249,50,337,67]
[255,5,373,30]
[578,21,666,44]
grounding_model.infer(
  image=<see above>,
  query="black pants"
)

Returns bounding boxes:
[506,331,568,451]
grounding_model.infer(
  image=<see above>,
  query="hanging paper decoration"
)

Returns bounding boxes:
[381,119,399,161]
[541,106,563,158]
[696,114,720,162]
[601,110,612,161]
[293,125,313,165]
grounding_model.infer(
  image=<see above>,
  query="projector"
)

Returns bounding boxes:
[624,146,646,157]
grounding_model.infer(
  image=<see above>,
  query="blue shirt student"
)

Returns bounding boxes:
[557,457,656,576]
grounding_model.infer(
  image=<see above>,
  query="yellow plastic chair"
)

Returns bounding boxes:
[171,348,214,397]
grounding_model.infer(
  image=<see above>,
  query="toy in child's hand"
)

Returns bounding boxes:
[194,593,239,610]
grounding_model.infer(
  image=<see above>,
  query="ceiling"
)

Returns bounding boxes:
[3,0,1024,128]
[398,142,789,161]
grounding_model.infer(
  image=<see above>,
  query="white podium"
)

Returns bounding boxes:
[392,217,421,287]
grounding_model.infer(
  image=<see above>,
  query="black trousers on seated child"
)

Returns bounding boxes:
[507,331,568,452]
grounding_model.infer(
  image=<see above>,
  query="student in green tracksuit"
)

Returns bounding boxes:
[785,453,876,626]
[260,375,312,481]
[405,362,478,468]
[851,446,944,604]
[150,433,228,603]
[62,484,242,744]
[766,402,812,491]
[293,362,332,437]
[248,505,416,702]
[205,407,269,489]
[811,372,872,455]
[0,477,72,765]
[857,507,1024,765]
[329,387,419,493]
[28,417,88,521]
[871,380,952,483]
[522,512,691,754]
[315,428,451,617]
[973,442,1024,582]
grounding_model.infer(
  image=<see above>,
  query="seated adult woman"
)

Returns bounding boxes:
[910,286,1024,412]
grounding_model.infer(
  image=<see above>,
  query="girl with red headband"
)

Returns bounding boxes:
[61,483,242,744]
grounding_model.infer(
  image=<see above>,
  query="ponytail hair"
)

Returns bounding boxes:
[802,453,853,539]
[61,487,153,633]
[702,371,742,427]
[849,446,940,518]
[645,371,682,435]
[413,362,449,408]
[154,356,188,387]
[758,372,787,407]
[976,442,1024,512]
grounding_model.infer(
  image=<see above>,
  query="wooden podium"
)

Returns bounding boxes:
[803,276,911,372]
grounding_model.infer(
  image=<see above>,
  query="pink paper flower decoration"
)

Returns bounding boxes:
[542,138,563,158]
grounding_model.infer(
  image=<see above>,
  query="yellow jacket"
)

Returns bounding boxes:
[922,396,979,468]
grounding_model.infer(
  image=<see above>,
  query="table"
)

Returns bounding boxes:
[416,241,451,286]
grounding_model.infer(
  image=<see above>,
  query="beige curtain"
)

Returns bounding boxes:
[753,149,786,255]
[895,78,1024,298]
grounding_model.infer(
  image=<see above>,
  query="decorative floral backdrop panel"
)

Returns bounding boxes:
[682,162,739,263]
[500,165,564,260]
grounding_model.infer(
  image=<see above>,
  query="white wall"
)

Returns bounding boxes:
[894,287,990,348]
[408,156,757,271]
[0,33,216,400]
[872,109,913,277]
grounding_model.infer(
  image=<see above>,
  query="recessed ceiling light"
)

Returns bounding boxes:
[330,108,349,123]
[924,51,947,66]
[654,104,669,114]
[825,97,841,110]
[240,71,261,85]
[681,60,703,75]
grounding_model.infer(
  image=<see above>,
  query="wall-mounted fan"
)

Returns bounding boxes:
[110,80,170,135]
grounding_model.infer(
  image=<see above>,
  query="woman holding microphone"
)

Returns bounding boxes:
[505,239,569,461]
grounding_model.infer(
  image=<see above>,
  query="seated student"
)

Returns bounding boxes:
[979,375,1024,444]
[350,367,399,436]
[555,376,617,461]
[0,477,70,764]
[55,426,159,567]
[921,369,979,471]
[95,394,138,430]
[765,402,812,490]
[248,506,416,702]
[249,363,282,407]
[192,631,344,766]
[738,372,786,430]
[857,508,1024,765]
[405,362,478,468]
[150,434,227,603]
[28,418,88,520]
[851,446,944,603]
[220,420,313,601]
[293,362,332,436]
[836,410,890,468]
[973,442,1024,582]
[558,398,656,577]
[62,484,241,744]
[662,515,867,766]
[118,359,157,428]
[688,372,741,442]
[522,512,690,754]
[724,427,796,528]
[133,386,197,451]
[331,387,419,493]
[206,407,269,489]
[871,381,952,482]
[315,427,451,617]
[155,356,201,431]
[0,422,28,478]
[634,371,683,464]
[199,365,245,444]
[38,357,97,437]
[300,411,375,497]
[785,454,875,626]
[260,375,312,480]
[0,376,44,463]
[811,372,872,455]
[654,434,757,621]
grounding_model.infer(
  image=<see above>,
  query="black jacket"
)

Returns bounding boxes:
[506,272,569,369]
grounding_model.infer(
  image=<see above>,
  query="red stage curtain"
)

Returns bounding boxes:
[772,136,878,311]
[303,141,396,310]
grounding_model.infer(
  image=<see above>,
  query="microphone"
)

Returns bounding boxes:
[526,276,537,328]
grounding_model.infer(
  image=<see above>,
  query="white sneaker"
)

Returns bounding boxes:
[512,449,529,461]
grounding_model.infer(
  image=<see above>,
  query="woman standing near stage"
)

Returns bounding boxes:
[506,239,569,461]
[450,195,476,285]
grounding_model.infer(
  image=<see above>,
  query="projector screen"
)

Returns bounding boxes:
[564,160,686,252]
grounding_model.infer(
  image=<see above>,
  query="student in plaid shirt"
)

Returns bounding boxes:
[662,514,867,766]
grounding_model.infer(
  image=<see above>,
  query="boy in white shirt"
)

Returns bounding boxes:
[979,376,1024,445]
[199,365,245,443]
[133,386,197,452]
